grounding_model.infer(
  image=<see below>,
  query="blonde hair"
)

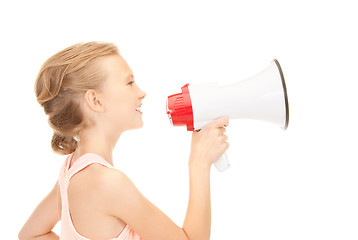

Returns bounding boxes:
[35,42,119,155]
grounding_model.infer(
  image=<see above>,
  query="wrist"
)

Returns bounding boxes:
[189,158,211,173]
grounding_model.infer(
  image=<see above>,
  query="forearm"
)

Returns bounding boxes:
[183,163,211,240]
[19,183,60,240]
[18,231,59,240]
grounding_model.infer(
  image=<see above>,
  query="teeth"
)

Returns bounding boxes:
[136,107,141,111]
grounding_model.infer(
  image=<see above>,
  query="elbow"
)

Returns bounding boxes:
[18,231,27,240]
[182,228,210,240]
[182,228,190,240]
[18,228,32,240]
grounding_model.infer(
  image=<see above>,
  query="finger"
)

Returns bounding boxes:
[224,141,230,150]
[218,127,226,135]
[221,134,228,142]
[210,116,229,128]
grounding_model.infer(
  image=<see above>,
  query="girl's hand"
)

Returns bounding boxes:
[189,116,229,169]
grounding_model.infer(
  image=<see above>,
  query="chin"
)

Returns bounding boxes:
[135,123,144,129]
[122,115,144,131]
[131,120,144,130]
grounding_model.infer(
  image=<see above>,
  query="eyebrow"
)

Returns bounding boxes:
[125,74,134,81]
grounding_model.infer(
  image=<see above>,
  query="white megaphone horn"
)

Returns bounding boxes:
[166,59,289,172]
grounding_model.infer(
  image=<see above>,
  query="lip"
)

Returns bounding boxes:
[135,104,143,114]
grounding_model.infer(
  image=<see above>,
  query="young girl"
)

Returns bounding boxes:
[19,42,229,240]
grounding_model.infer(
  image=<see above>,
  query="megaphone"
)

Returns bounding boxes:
[166,59,289,172]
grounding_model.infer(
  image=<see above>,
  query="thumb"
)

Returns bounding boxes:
[208,116,229,128]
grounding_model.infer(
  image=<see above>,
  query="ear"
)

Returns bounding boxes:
[84,89,105,112]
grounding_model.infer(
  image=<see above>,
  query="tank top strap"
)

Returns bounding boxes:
[66,153,113,181]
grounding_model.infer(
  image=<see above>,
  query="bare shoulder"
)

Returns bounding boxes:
[68,163,136,203]
[95,166,138,199]
[69,164,130,191]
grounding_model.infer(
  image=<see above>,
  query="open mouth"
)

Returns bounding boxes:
[135,107,142,114]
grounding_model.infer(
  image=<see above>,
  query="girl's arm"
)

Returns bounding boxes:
[183,116,229,240]
[19,182,60,240]
[100,117,229,240]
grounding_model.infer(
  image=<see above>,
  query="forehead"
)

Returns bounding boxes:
[99,54,133,81]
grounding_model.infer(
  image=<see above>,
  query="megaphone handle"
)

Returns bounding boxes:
[214,152,231,172]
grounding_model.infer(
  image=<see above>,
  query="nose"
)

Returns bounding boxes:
[139,88,146,100]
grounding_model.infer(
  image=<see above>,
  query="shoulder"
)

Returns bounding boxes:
[91,164,134,194]
[96,166,138,200]
[69,163,130,191]
[69,163,136,197]
[68,163,137,213]
[87,165,142,218]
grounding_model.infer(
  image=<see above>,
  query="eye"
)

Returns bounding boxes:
[128,81,135,86]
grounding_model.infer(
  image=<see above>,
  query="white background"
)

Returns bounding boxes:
[1,0,357,239]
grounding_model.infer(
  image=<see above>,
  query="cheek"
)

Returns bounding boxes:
[108,94,134,118]
[109,99,129,116]
[103,88,139,125]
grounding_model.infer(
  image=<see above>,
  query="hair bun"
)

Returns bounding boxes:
[51,132,77,155]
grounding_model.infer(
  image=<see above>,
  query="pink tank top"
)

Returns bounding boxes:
[58,153,142,240]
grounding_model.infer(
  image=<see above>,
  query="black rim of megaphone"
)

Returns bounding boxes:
[273,59,289,130]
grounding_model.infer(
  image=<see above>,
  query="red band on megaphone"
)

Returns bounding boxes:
[166,83,194,131]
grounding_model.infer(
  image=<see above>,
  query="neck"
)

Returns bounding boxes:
[73,125,122,166]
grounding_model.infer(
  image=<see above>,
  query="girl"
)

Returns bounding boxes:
[19,42,229,240]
